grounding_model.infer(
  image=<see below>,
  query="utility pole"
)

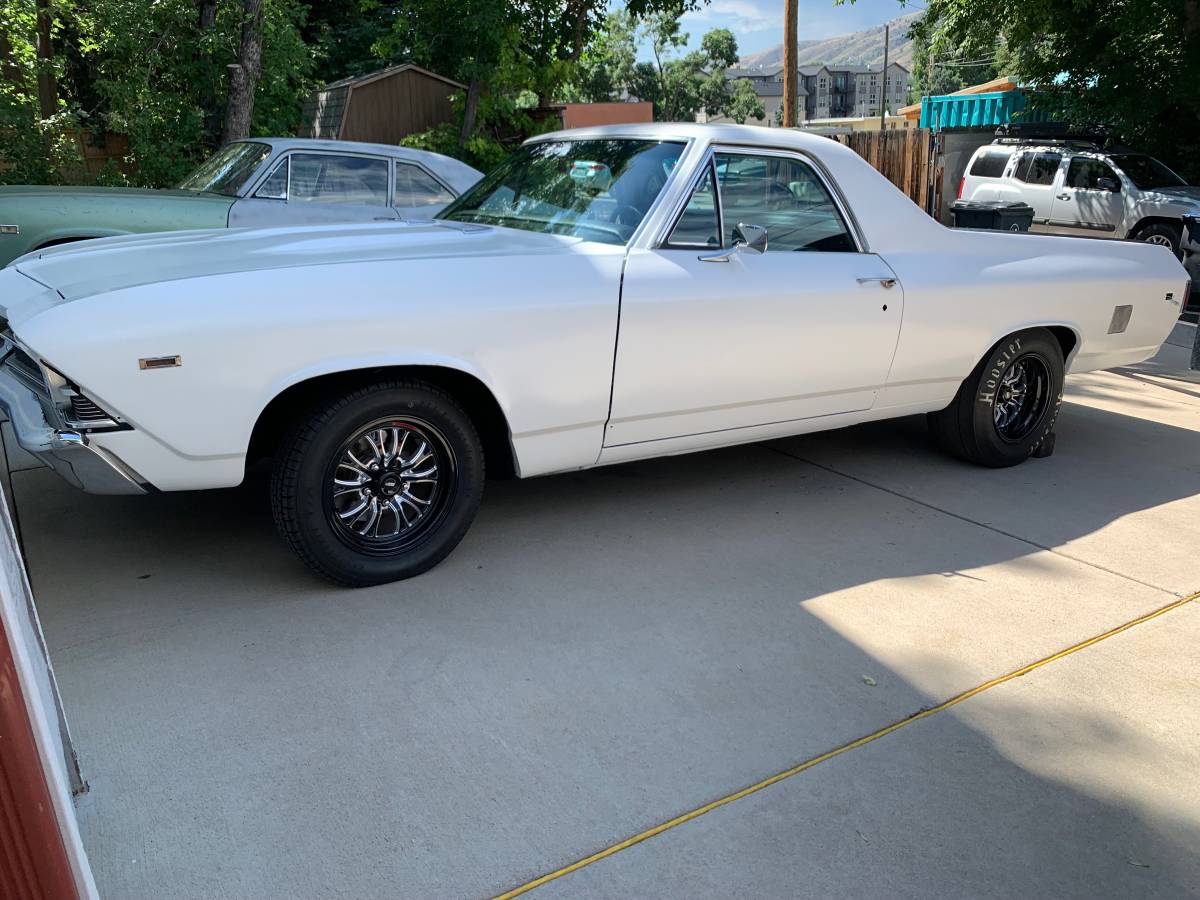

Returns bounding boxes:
[879,22,890,131]
[782,0,798,127]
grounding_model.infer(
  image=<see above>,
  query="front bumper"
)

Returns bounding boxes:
[0,351,147,495]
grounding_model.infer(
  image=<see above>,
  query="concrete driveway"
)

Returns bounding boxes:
[6,325,1200,899]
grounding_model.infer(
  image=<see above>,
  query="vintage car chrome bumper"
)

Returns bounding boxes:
[0,347,147,495]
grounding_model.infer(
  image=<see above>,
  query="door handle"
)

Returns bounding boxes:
[856,276,896,289]
[1056,193,1071,200]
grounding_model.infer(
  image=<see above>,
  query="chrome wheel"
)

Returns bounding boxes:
[326,417,454,554]
[1142,233,1173,247]
[993,354,1050,443]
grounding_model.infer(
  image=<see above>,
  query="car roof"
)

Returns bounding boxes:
[254,137,435,158]
[245,137,483,190]
[527,122,844,155]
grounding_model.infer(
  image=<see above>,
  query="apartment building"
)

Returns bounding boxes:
[713,62,910,126]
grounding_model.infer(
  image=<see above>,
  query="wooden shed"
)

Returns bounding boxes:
[299,64,464,144]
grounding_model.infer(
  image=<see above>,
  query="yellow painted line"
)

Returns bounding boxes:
[495,589,1200,899]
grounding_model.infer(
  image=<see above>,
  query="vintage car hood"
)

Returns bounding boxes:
[9,221,587,307]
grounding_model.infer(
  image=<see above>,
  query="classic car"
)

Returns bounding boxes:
[0,138,482,267]
[0,123,1189,586]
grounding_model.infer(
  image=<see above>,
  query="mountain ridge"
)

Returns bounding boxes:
[740,11,921,71]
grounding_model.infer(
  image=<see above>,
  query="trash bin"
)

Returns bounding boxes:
[951,200,1035,233]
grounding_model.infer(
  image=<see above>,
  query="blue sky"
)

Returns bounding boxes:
[665,0,918,58]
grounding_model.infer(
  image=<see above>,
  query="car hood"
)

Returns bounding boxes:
[1141,185,1200,206]
[8,220,590,307]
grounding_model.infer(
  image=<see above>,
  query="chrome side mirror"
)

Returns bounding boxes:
[734,223,768,253]
[698,222,768,263]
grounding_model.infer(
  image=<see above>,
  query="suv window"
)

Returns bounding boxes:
[288,153,389,205]
[1066,158,1120,191]
[969,151,1010,178]
[1013,152,1062,186]
[713,152,856,253]
[394,163,454,208]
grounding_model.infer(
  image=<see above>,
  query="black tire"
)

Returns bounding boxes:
[270,380,484,586]
[1132,222,1182,256]
[927,328,1064,468]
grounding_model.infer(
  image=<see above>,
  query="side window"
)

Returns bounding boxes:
[666,162,720,247]
[255,158,288,200]
[394,163,455,208]
[1013,152,1062,186]
[969,151,1009,179]
[288,153,389,205]
[1066,158,1120,191]
[714,152,856,252]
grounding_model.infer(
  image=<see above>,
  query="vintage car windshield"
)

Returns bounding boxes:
[438,139,686,244]
[1109,154,1187,190]
[177,141,272,196]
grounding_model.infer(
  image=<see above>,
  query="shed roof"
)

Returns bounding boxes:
[318,63,465,94]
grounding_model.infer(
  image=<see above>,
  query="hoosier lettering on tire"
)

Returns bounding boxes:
[928,328,1065,468]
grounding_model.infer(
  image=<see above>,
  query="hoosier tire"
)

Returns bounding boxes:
[928,328,1064,468]
[270,380,485,586]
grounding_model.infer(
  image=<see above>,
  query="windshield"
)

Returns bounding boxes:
[1109,154,1188,190]
[438,139,686,245]
[178,141,271,195]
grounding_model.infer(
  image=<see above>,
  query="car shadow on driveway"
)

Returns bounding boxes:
[11,399,1200,897]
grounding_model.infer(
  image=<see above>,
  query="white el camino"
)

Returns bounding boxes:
[0,124,1189,585]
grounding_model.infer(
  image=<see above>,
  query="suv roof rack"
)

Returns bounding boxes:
[992,137,1101,151]
[991,122,1115,150]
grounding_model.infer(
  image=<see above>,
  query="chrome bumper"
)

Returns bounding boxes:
[0,362,147,495]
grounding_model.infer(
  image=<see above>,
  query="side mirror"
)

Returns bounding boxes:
[698,223,769,263]
[1096,176,1120,192]
[733,222,768,254]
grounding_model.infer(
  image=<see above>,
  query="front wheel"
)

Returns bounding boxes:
[928,329,1064,468]
[1133,222,1182,256]
[271,381,485,586]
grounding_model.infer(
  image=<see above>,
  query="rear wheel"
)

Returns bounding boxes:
[271,380,484,586]
[928,329,1064,468]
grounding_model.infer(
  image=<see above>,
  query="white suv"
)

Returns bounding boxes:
[959,139,1200,254]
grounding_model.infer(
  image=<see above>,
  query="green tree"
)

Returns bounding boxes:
[562,9,638,102]
[576,11,757,124]
[724,77,766,124]
[901,0,1200,180]
[0,0,314,186]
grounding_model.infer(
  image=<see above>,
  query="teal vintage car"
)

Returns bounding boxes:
[0,138,481,267]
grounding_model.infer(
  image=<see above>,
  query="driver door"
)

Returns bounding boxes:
[1049,156,1125,238]
[605,148,903,446]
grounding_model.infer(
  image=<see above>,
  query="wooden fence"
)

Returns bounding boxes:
[834,128,942,218]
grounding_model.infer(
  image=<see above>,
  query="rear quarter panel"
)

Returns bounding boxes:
[876,228,1187,411]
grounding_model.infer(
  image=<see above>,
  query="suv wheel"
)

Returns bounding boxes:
[271,380,485,586]
[1133,222,1182,255]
